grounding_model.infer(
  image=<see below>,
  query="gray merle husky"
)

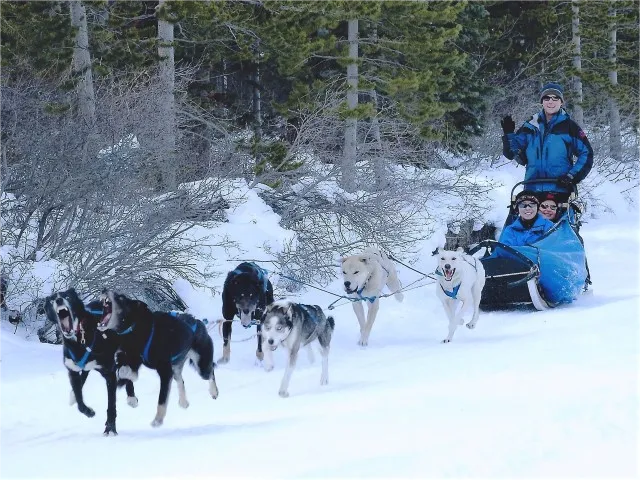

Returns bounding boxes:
[260,300,335,398]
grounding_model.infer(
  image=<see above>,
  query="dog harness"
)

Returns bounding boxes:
[355,287,377,303]
[141,316,199,364]
[440,283,461,299]
[65,336,97,370]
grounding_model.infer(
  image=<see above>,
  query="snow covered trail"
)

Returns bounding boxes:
[1,219,638,479]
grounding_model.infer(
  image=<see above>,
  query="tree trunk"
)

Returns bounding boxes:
[571,0,584,127]
[608,6,622,163]
[342,18,358,193]
[69,1,96,129]
[157,0,177,190]
[368,89,387,189]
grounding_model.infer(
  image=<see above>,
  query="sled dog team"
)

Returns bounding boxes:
[44,247,485,435]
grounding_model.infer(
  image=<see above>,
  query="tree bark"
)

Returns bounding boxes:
[571,0,584,127]
[157,0,177,190]
[342,19,358,193]
[608,6,622,162]
[69,1,96,129]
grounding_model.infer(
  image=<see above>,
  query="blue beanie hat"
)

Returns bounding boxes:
[540,82,564,102]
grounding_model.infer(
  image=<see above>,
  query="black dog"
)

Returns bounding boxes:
[220,262,274,364]
[98,290,219,427]
[43,289,138,436]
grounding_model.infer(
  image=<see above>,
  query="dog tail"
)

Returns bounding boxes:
[327,316,335,331]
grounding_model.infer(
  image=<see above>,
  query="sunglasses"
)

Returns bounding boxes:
[517,202,537,209]
[540,203,557,210]
[542,95,561,102]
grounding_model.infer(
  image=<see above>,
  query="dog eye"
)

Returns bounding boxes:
[452,257,456,260]
[276,325,282,331]
[354,271,359,274]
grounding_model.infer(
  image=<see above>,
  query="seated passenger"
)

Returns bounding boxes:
[538,192,559,221]
[499,191,555,247]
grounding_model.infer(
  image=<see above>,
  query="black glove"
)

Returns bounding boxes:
[501,115,515,135]
[556,174,574,190]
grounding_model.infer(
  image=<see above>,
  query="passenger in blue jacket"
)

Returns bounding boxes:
[499,191,555,247]
[501,83,593,197]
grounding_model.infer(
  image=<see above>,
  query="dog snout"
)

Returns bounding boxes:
[267,338,274,345]
[344,281,351,288]
[55,297,65,306]
[444,263,451,270]
[242,308,250,315]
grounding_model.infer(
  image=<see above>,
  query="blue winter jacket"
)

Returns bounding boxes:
[502,109,593,193]
[499,214,555,247]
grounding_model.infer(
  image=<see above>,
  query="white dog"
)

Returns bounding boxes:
[435,248,486,343]
[341,247,404,346]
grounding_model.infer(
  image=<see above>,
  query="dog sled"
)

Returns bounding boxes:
[469,180,588,310]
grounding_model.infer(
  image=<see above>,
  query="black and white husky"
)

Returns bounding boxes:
[43,289,137,436]
[260,300,335,398]
[98,290,219,427]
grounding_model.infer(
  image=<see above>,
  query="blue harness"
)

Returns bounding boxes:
[65,336,97,369]
[440,283,461,299]
[355,287,377,303]
[145,315,199,364]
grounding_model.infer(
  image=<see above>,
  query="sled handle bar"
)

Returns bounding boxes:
[468,240,539,289]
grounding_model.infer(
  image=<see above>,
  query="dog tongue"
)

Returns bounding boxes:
[100,313,111,326]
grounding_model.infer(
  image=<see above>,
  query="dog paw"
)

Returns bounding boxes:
[151,418,163,428]
[320,376,328,386]
[466,322,476,330]
[178,398,189,409]
[278,390,289,398]
[458,318,465,325]
[79,405,95,418]
[263,363,274,372]
[216,356,229,365]
[357,338,368,347]
[117,366,138,381]
[210,385,219,400]
[103,423,118,436]
[254,358,263,368]
[127,396,139,408]
[441,339,451,344]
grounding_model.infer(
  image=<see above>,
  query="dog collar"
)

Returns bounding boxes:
[434,268,444,276]
[440,283,461,299]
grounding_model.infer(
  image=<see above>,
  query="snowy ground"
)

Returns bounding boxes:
[1,206,638,478]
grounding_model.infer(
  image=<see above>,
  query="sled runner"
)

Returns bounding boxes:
[469,180,588,310]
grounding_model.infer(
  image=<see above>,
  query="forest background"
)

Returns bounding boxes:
[1,0,638,329]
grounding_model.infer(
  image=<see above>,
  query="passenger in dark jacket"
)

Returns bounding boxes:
[500,83,593,196]
[499,191,555,247]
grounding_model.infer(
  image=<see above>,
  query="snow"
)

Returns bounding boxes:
[1,165,639,479]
